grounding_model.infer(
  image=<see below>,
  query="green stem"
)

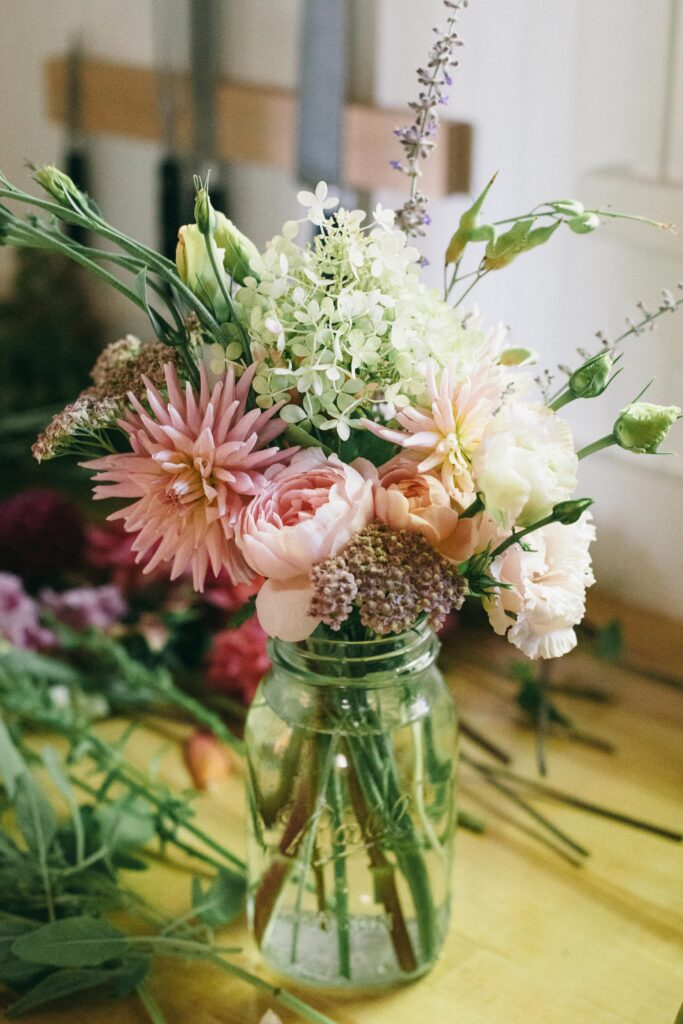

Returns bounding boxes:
[205,953,339,1024]
[489,513,556,559]
[549,390,574,411]
[577,433,617,460]
[137,981,168,1024]
[289,734,339,965]
[327,766,351,980]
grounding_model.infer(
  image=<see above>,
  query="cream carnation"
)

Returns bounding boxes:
[484,514,596,659]
[236,450,375,640]
[472,403,577,529]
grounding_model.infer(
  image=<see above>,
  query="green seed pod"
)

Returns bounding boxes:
[445,172,498,265]
[613,402,681,453]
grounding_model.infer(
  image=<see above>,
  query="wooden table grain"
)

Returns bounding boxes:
[6,594,683,1024]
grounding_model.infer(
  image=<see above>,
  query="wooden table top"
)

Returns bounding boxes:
[6,593,683,1024]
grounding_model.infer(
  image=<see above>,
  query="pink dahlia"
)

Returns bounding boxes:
[362,359,506,508]
[85,364,293,591]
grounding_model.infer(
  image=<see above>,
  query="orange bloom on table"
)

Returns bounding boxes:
[84,364,294,592]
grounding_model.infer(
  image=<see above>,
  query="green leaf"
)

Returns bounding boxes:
[591,619,624,663]
[14,774,57,857]
[0,714,26,798]
[191,867,247,927]
[12,915,129,967]
[4,958,149,1018]
[0,956,48,989]
[0,647,79,685]
[0,920,42,961]
[224,595,257,630]
[42,745,84,861]
[97,797,156,854]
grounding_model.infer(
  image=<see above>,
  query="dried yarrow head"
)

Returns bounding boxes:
[90,335,179,399]
[309,523,468,634]
[32,390,120,462]
[33,337,181,462]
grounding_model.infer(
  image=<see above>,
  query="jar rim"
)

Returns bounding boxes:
[268,619,439,681]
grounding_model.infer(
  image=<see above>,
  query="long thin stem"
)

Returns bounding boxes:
[137,981,168,1024]
[205,954,339,1024]
[466,761,589,859]
[474,763,683,842]
[327,768,351,980]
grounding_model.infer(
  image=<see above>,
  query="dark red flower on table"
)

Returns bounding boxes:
[205,617,271,704]
[0,489,85,588]
[85,521,169,596]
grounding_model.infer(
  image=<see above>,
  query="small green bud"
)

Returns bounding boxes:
[483,218,559,270]
[33,165,82,204]
[551,199,585,216]
[568,212,600,234]
[552,498,594,525]
[213,211,260,285]
[569,350,613,398]
[499,346,538,367]
[445,172,497,265]
[193,182,217,236]
[613,402,681,454]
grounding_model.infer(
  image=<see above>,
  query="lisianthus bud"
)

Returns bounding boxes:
[176,224,229,320]
[613,402,681,453]
[194,183,217,236]
[552,498,594,525]
[569,350,613,398]
[33,165,82,204]
[568,212,600,234]
[551,199,585,216]
[214,211,260,285]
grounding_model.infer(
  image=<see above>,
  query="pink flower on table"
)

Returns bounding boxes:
[0,572,54,651]
[39,584,127,632]
[84,364,294,593]
[362,359,506,509]
[206,617,271,703]
[484,514,596,659]
[236,450,376,641]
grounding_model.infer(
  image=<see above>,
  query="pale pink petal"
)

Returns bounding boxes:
[256,576,321,641]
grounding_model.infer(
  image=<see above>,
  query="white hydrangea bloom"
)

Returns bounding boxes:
[235,194,498,437]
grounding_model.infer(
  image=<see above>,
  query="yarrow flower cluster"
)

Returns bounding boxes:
[309,524,468,634]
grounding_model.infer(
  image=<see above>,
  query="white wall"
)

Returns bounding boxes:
[1,0,681,614]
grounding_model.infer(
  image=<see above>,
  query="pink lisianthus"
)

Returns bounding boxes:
[484,514,596,659]
[206,617,271,703]
[84,363,294,593]
[236,450,376,640]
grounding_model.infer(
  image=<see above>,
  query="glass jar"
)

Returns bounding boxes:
[244,622,457,989]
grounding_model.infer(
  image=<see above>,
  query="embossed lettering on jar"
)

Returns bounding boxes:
[244,622,458,989]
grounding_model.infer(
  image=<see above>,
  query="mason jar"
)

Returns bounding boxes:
[244,621,458,989]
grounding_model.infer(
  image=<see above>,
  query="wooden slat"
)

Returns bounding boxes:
[45,57,472,195]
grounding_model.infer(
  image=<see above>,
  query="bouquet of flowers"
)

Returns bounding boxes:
[0,0,680,992]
